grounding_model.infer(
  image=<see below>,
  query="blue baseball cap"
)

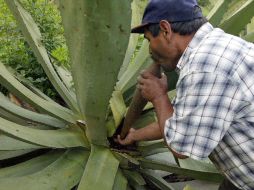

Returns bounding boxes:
[131,0,203,33]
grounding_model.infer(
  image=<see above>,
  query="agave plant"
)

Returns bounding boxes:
[0,0,254,190]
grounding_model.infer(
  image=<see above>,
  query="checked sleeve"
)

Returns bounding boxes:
[164,72,241,160]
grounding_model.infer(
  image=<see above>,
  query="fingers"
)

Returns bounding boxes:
[115,128,136,146]
[137,76,144,84]
[140,70,155,79]
[116,135,129,146]
[116,135,124,145]
[136,81,147,91]
[137,73,155,86]
[137,76,147,91]
[129,128,136,133]
[137,75,156,90]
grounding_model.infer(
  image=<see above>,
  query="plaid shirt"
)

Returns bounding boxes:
[164,22,254,190]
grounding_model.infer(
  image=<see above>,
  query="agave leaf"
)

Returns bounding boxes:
[243,31,254,42]
[112,169,128,190]
[219,0,254,35]
[129,183,147,190]
[0,107,28,126]
[59,0,132,145]
[138,139,165,147]
[53,63,75,93]
[246,17,254,33]
[5,66,56,103]
[106,117,117,138]
[118,0,148,77]
[0,93,66,128]
[107,92,129,137]
[0,150,64,178]
[0,149,89,190]
[110,90,127,129]
[122,170,146,186]
[22,82,56,103]
[143,148,170,157]
[144,152,178,167]
[140,169,175,190]
[117,40,152,93]
[139,158,223,182]
[137,140,168,157]
[121,169,147,190]
[0,149,35,160]
[0,117,89,149]
[131,110,157,130]
[113,151,140,168]
[183,185,196,190]
[0,133,44,150]
[4,0,79,112]
[0,61,76,124]
[207,0,231,26]
[178,158,219,173]
[78,145,119,190]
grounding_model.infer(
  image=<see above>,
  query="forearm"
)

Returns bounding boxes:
[152,94,173,135]
[152,95,188,159]
[132,122,163,142]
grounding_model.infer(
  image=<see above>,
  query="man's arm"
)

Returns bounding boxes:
[152,94,172,137]
[117,71,188,158]
[117,118,187,159]
[152,94,188,159]
[138,71,188,159]
[117,122,162,145]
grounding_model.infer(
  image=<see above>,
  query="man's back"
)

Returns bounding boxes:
[169,22,254,189]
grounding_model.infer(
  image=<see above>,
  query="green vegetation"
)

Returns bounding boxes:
[0,0,254,190]
[198,0,211,7]
[0,0,68,99]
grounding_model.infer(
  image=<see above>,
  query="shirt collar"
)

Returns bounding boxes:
[176,22,214,72]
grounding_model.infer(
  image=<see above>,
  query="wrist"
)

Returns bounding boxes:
[130,130,138,142]
[152,93,168,106]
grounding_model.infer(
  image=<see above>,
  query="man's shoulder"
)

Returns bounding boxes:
[178,22,254,81]
[188,28,253,77]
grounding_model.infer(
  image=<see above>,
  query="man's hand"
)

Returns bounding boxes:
[116,122,163,146]
[137,71,168,103]
[116,128,136,146]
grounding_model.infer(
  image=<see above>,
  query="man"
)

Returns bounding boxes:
[117,0,254,190]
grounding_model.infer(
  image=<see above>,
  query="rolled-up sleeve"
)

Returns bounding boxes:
[164,72,241,160]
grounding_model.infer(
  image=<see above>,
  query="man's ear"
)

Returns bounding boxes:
[159,20,172,42]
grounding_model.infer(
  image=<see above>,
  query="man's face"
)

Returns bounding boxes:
[144,29,181,72]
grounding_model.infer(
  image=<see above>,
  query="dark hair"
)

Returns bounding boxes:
[171,17,208,35]
[147,16,208,37]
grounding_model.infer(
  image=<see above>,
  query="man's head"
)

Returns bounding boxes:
[132,0,207,71]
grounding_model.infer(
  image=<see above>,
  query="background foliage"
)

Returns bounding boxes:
[0,0,68,99]
[0,0,254,190]
[1,0,254,100]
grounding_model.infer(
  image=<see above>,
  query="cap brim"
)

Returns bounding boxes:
[131,23,149,33]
